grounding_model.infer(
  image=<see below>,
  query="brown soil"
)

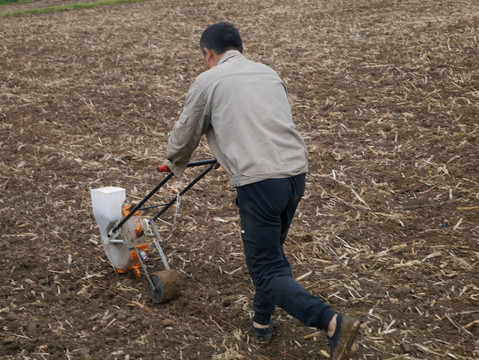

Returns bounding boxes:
[1,0,478,359]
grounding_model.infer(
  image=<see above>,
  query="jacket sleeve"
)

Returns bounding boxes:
[165,80,210,176]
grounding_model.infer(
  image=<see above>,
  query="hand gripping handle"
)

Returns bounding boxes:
[157,159,217,173]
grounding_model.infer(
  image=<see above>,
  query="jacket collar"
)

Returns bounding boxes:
[217,50,243,66]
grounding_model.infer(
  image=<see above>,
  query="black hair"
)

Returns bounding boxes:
[199,22,243,55]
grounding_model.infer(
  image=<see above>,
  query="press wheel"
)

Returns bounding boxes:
[149,270,181,303]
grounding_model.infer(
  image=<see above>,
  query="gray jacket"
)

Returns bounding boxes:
[165,50,308,187]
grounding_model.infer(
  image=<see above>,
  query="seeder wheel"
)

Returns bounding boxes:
[149,270,181,303]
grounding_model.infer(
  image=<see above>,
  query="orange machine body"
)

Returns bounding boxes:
[117,204,149,276]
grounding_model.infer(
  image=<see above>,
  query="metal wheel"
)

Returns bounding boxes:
[149,270,181,303]
[149,274,164,303]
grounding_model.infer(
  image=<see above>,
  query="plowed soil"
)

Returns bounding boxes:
[1,0,478,359]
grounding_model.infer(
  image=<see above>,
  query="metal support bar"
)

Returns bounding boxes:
[109,159,215,237]
[109,239,127,244]
[134,247,154,289]
[139,203,169,211]
[109,172,174,237]
[149,220,170,270]
[152,163,215,221]
[185,159,217,168]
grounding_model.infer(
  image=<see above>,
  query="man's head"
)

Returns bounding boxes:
[200,22,243,69]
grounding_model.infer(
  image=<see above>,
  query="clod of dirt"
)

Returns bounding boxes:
[26,322,38,336]
[400,343,414,354]
[393,286,413,297]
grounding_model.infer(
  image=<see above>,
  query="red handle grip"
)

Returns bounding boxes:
[157,159,216,173]
[157,165,171,173]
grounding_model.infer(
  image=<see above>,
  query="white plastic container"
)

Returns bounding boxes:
[91,186,126,240]
[91,187,133,270]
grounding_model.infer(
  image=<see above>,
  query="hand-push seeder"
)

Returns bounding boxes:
[91,159,216,303]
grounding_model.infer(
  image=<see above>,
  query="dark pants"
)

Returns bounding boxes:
[236,173,335,330]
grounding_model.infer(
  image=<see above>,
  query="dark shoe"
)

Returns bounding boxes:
[327,314,360,360]
[252,319,274,345]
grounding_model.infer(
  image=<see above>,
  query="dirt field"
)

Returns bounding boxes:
[1,0,478,359]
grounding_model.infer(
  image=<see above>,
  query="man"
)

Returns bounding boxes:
[163,22,359,359]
